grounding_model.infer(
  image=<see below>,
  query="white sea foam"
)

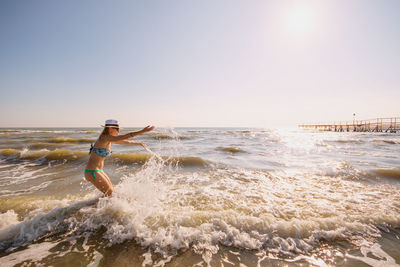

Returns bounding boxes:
[0,197,99,252]
[0,181,53,197]
[0,241,55,267]
[0,210,19,230]
[0,162,52,187]
[69,157,400,262]
[346,242,400,266]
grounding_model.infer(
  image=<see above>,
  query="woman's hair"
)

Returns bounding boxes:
[100,127,111,137]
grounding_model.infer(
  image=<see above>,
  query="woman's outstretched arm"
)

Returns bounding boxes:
[102,126,155,142]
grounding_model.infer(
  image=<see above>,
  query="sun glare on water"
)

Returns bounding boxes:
[284,4,317,37]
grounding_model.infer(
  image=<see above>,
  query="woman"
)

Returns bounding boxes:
[84,119,155,196]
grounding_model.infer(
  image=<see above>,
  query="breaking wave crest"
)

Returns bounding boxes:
[372,138,400,145]
[216,146,246,153]
[373,168,400,180]
[0,148,87,162]
[0,148,208,167]
[30,137,95,144]
[0,198,99,252]
[150,133,191,140]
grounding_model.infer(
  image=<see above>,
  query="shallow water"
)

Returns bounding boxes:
[0,127,399,266]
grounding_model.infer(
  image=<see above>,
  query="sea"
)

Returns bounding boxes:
[0,127,399,267]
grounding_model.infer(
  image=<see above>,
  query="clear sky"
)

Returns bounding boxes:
[0,0,399,127]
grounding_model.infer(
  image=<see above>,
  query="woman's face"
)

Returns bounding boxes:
[109,127,119,136]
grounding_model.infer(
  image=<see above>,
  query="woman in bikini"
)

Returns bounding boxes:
[84,119,155,196]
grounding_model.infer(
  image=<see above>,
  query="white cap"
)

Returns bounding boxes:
[105,119,119,127]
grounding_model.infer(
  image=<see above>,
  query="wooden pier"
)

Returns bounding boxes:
[299,117,400,133]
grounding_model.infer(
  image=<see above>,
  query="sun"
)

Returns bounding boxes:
[284,5,316,37]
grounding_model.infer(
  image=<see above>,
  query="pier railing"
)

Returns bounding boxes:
[298,117,400,133]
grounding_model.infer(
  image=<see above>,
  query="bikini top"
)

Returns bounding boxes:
[89,144,111,157]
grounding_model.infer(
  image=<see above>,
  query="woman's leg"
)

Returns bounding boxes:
[102,172,114,195]
[85,171,114,196]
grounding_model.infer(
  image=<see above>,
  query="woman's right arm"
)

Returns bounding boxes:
[102,126,155,142]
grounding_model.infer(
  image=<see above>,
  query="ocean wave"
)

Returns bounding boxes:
[0,195,85,217]
[372,139,400,145]
[331,139,365,144]
[111,153,208,167]
[226,130,252,134]
[0,133,22,137]
[28,142,70,149]
[0,181,53,197]
[149,133,191,140]
[1,128,400,265]
[0,197,99,252]
[0,148,87,162]
[78,130,98,133]
[216,146,246,153]
[0,210,19,230]
[0,148,208,167]
[78,165,400,263]
[225,130,271,138]
[0,129,78,135]
[19,130,76,134]
[187,130,206,133]
[42,137,95,144]
[0,130,19,133]
[373,168,400,180]
[0,162,52,188]
[0,162,399,264]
